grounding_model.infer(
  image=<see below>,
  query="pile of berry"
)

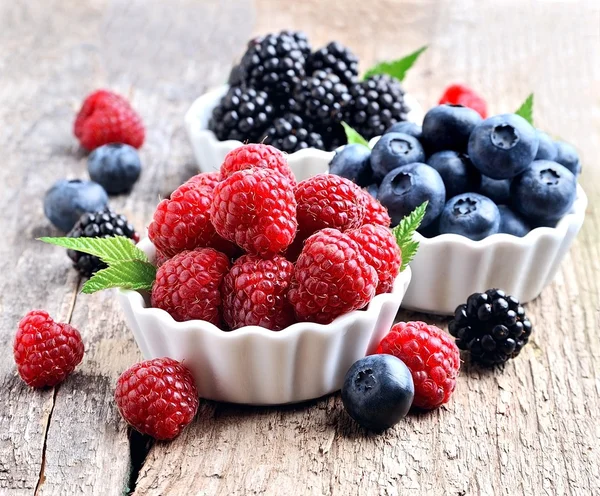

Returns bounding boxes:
[148,143,401,330]
[208,31,410,152]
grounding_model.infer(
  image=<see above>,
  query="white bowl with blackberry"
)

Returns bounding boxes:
[185,31,424,182]
[328,103,587,315]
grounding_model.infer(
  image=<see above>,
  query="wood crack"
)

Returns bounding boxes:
[126,430,154,495]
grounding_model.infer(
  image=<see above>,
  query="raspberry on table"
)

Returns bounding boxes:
[210,168,297,256]
[295,174,367,236]
[13,310,84,388]
[288,228,378,324]
[74,89,145,151]
[348,224,401,294]
[220,144,296,184]
[361,189,391,227]
[185,171,221,190]
[114,357,199,440]
[151,248,231,324]
[376,321,460,410]
[222,254,295,331]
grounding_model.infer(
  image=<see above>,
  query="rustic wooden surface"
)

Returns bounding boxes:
[0,0,598,495]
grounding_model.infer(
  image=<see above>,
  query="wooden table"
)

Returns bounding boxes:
[1,1,598,494]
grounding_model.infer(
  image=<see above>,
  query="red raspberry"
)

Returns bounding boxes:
[154,249,170,267]
[348,224,401,294]
[211,168,297,256]
[148,182,236,258]
[114,357,199,440]
[361,190,391,227]
[74,89,145,151]
[295,174,366,236]
[439,84,488,118]
[151,248,230,324]
[222,254,295,331]
[376,321,460,409]
[186,171,221,190]
[220,144,295,184]
[288,229,378,324]
[13,310,84,388]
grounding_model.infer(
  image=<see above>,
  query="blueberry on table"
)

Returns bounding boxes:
[378,163,446,228]
[43,179,109,232]
[88,143,142,195]
[370,132,425,181]
[329,144,372,186]
[497,205,530,237]
[535,130,557,161]
[553,140,581,175]
[341,354,414,431]
[468,113,539,179]
[439,193,500,240]
[510,160,577,223]
[479,175,511,204]
[426,150,481,198]
[384,121,423,141]
[421,104,482,153]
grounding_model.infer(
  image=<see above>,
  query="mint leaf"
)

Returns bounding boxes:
[363,46,427,81]
[515,93,534,124]
[391,202,428,272]
[82,261,156,294]
[39,236,149,264]
[341,122,370,148]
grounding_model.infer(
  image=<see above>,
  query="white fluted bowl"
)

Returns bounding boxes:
[402,184,587,315]
[184,85,424,182]
[118,238,412,405]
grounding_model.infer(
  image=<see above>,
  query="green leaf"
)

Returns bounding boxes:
[363,46,427,81]
[341,122,370,148]
[82,261,156,294]
[39,236,149,265]
[391,202,428,272]
[515,93,534,124]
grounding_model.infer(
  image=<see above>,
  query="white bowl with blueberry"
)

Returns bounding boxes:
[329,104,586,315]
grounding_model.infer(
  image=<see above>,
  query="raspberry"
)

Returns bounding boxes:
[222,254,295,331]
[210,168,297,256]
[154,249,170,267]
[288,229,378,324]
[348,224,401,294]
[74,89,145,151]
[361,190,391,227]
[151,248,230,324]
[148,182,236,258]
[186,171,221,190]
[439,84,488,118]
[13,310,84,388]
[295,174,366,236]
[376,322,460,409]
[220,144,295,184]
[114,357,199,440]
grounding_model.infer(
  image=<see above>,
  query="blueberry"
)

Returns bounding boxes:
[439,193,500,240]
[329,144,372,186]
[341,354,414,431]
[426,150,481,198]
[88,143,142,194]
[370,132,425,181]
[510,160,577,223]
[384,121,423,141]
[366,183,379,198]
[479,175,511,204]
[553,140,581,175]
[44,179,109,232]
[535,130,557,161]
[497,205,530,237]
[418,217,440,238]
[468,114,539,179]
[378,163,446,228]
[422,104,482,153]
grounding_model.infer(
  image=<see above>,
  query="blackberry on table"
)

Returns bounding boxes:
[67,208,139,277]
[307,41,359,86]
[261,113,325,153]
[208,86,274,142]
[448,289,533,367]
[345,74,410,140]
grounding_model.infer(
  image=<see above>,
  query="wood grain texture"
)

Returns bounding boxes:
[0,0,598,495]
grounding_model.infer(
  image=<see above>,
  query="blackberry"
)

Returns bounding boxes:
[307,41,359,86]
[227,64,244,87]
[448,289,533,367]
[208,86,274,142]
[261,113,325,153]
[67,208,139,277]
[240,31,309,96]
[345,74,410,140]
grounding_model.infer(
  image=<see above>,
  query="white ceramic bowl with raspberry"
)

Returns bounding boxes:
[401,184,587,315]
[118,238,412,405]
[184,85,424,182]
